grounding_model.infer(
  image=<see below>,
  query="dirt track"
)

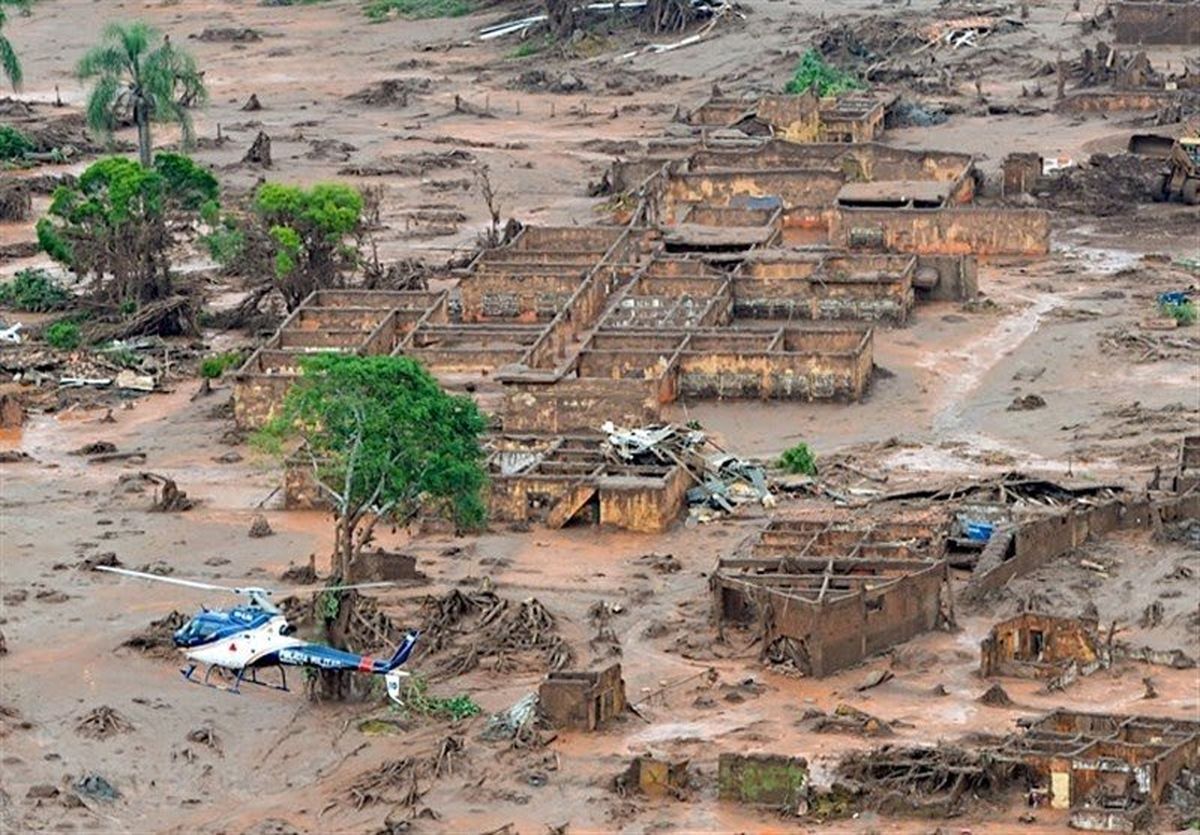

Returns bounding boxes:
[1,0,1198,832]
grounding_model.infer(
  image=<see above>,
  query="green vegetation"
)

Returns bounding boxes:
[199,351,243,379]
[0,0,31,90]
[509,37,548,59]
[210,182,366,310]
[77,21,207,167]
[0,124,34,161]
[779,442,818,476]
[0,268,68,311]
[784,49,863,97]
[364,0,470,21]
[44,320,81,350]
[257,353,488,577]
[36,153,218,305]
[398,674,482,720]
[1161,299,1197,326]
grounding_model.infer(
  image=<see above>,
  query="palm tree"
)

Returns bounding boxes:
[77,21,207,167]
[0,0,31,91]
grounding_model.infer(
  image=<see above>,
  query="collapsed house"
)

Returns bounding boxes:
[487,424,768,532]
[980,612,1106,688]
[618,138,1049,258]
[979,612,1194,692]
[687,89,891,144]
[996,710,1200,829]
[711,507,952,676]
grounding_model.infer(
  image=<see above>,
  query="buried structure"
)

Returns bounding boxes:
[711,508,953,676]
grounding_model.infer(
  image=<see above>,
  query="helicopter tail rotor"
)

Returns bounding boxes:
[386,630,420,671]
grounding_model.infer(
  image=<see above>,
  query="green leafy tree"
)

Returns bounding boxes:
[785,49,863,97]
[0,0,30,91]
[255,182,365,310]
[36,153,218,306]
[258,353,487,579]
[77,22,207,167]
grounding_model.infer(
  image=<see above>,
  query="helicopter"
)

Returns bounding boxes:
[95,566,418,705]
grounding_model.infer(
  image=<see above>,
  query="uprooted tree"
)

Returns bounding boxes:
[36,153,218,318]
[258,353,488,580]
[78,21,207,168]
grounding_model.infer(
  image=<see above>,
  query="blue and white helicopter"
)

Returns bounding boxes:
[96,566,418,704]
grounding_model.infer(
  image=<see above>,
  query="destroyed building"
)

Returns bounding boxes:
[688,89,891,144]
[996,710,1200,828]
[979,612,1104,685]
[711,507,952,676]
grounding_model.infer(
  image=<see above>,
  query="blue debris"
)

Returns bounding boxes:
[963,521,995,542]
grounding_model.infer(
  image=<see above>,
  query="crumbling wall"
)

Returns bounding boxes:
[965,493,1200,599]
[830,207,1051,256]
[597,468,691,533]
[1114,1,1200,45]
[502,378,662,433]
[233,374,295,430]
[539,664,627,730]
[664,170,846,220]
[460,270,587,322]
[717,753,808,809]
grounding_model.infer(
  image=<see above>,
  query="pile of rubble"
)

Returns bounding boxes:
[601,422,772,520]
[417,585,573,678]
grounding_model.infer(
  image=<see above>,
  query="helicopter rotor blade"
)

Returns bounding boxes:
[272,581,403,596]
[93,565,242,594]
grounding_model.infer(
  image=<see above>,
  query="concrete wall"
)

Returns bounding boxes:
[598,467,691,533]
[1114,1,1200,45]
[460,270,586,322]
[965,493,1200,599]
[233,374,295,430]
[830,207,1050,256]
[502,378,662,433]
[1056,91,1182,113]
[734,253,915,323]
[664,169,845,220]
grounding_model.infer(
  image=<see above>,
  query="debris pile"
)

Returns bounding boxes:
[601,422,771,519]
[75,706,134,739]
[419,586,573,677]
[837,745,1028,815]
[120,610,187,659]
[1101,326,1200,363]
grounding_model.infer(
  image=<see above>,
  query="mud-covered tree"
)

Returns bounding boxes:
[36,153,218,307]
[0,0,31,90]
[78,22,207,168]
[258,353,487,580]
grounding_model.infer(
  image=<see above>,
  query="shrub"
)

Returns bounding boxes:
[398,674,482,720]
[0,269,69,311]
[199,351,243,379]
[1161,300,1197,326]
[779,443,817,476]
[0,125,35,161]
[45,320,81,350]
[784,49,863,97]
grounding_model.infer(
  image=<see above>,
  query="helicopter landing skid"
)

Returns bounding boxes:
[181,664,290,695]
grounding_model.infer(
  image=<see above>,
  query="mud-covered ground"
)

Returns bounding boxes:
[1,0,1198,832]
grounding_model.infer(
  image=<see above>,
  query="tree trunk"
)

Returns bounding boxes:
[135,97,153,168]
[335,512,355,580]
